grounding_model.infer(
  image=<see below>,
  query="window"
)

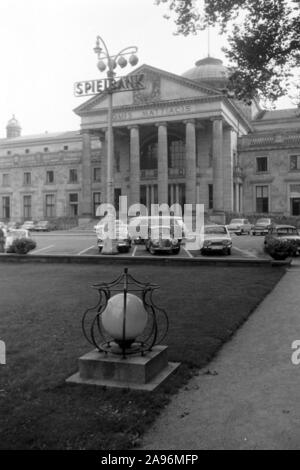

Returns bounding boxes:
[208,184,213,210]
[63,145,68,151]
[290,155,300,171]
[45,194,55,218]
[93,167,101,182]
[25,149,30,154]
[7,151,11,156]
[24,172,31,185]
[93,192,101,217]
[46,170,54,184]
[2,196,10,219]
[169,139,185,169]
[69,193,78,216]
[23,195,32,219]
[256,157,268,173]
[69,169,78,183]
[44,147,49,152]
[141,142,158,170]
[2,174,10,187]
[256,186,269,213]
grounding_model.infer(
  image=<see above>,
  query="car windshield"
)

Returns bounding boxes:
[277,228,298,235]
[151,226,172,238]
[230,219,243,224]
[204,226,227,235]
[257,219,270,224]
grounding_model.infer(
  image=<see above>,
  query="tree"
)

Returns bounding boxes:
[155,0,300,103]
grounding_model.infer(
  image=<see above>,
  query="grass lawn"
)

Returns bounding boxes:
[0,263,285,450]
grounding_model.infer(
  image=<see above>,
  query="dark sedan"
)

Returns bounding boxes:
[264,225,300,256]
[145,226,181,255]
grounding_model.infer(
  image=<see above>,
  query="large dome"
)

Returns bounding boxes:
[182,56,229,88]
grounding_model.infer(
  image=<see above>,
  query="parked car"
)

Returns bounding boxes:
[129,215,189,244]
[21,220,35,231]
[200,225,232,256]
[96,219,131,253]
[34,220,52,232]
[227,218,252,236]
[145,225,181,255]
[264,225,300,256]
[5,229,31,252]
[251,218,272,236]
[6,221,21,230]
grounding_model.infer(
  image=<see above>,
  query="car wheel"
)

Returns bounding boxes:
[149,246,156,255]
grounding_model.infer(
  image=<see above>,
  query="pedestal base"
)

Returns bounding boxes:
[66,345,180,392]
[101,238,119,255]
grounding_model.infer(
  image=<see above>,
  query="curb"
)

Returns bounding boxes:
[0,253,291,268]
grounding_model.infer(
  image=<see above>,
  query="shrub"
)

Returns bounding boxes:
[11,238,37,254]
[265,238,297,260]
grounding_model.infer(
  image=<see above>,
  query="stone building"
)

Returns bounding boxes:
[1,57,300,222]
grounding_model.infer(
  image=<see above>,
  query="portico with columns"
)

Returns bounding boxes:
[74,61,254,218]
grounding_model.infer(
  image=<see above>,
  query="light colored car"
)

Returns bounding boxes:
[96,219,131,253]
[34,220,52,232]
[145,225,181,255]
[200,225,232,256]
[227,218,252,236]
[129,215,190,244]
[251,218,272,236]
[5,229,30,252]
[264,225,300,256]
[21,220,35,231]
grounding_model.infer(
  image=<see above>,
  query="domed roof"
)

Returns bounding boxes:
[6,115,21,129]
[182,56,229,88]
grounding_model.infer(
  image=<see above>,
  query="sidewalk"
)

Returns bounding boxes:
[141,265,300,450]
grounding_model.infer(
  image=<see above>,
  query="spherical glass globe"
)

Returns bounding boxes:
[102,293,148,343]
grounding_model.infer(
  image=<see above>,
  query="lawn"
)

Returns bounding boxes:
[0,263,285,449]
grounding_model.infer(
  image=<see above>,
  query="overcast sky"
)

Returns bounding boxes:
[0,0,294,138]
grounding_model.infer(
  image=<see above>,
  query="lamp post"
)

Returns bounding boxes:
[93,36,139,254]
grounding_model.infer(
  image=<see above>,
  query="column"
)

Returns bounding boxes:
[151,185,155,206]
[212,118,224,212]
[129,125,140,206]
[175,184,180,204]
[239,184,243,213]
[223,127,235,212]
[185,119,197,205]
[235,182,240,212]
[146,185,150,210]
[170,184,174,206]
[157,123,168,204]
[81,131,92,217]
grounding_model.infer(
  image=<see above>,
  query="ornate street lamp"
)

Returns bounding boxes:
[82,268,169,359]
[93,36,139,254]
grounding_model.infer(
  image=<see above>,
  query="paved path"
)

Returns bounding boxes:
[141,265,300,450]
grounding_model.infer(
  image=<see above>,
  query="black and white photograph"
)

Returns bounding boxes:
[1,0,300,455]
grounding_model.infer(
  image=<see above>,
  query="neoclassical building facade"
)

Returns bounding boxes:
[1,56,300,222]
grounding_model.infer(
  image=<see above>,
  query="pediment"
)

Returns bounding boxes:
[74,64,221,116]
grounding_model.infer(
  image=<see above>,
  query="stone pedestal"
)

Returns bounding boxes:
[67,345,180,392]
